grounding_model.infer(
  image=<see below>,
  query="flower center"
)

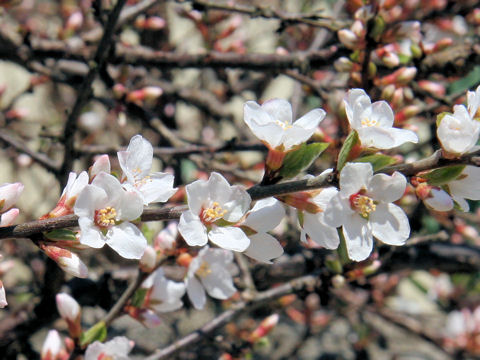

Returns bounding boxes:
[135,175,151,188]
[201,202,227,224]
[275,119,292,130]
[350,193,376,219]
[94,206,117,228]
[195,261,212,278]
[361,116,378,127]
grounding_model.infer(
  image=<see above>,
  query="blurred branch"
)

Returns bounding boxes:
[174,0,345,30]
[59,0,127,187]
[144,273,319,360]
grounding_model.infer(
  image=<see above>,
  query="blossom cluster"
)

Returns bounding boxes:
[11,85,480,357]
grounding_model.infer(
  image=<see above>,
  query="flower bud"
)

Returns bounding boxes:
[140,246,157,273]
[0,280,7,308]
[154,222,178,253]
[382,51,400,68]
[248,314,279,343]
[113,83,127,99]
[0,182,24,212]
[65,11,83,31]
[89,154,111,181]
[351,20,365,38]
[177,253,193,268]
[0,208,19,227]
[56,293,82,339]
[396,67,417,84]
[41,330,66,360]
[338,29,358,49]
[143,86,163,102]
[418,80,446,96]
[331,274,345,288]
[334,57,354,72]
[40,244,88,278]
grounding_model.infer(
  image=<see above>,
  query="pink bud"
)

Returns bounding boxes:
[41,330,63,360]
[0,208,19,227]
[140,246,157,273]
[145,17,166,30]
[0,182,24,212]
[382,52,400,68]
[89,154,111,181]
[396,67,417,83]
[40,244,88,278]
[66,11,83,31]
[248,314,279,343]
[418,80,446,96]
[143,86,163,101]
[351,20,365,38]
[338,29,358,49]
[56,293,82,339]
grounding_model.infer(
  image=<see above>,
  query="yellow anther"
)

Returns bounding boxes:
[95,206,117,228]
[361,116,378,127]
[275,120,293,130]
[202,202,228,223]
[195,261,212,278]
[350,194,376,219]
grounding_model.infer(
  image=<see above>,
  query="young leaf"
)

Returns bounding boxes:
[278,142,329,179]
[420,165,466,186]
[337,131,359,172]
[353,154,397,172]
[44,229,78,242]
[131,288,148,308]
[80,321,107,347]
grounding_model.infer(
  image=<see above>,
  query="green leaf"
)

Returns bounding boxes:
[337,131,359,172]
[44,229,77,242]
[420,165,465,186]
[448,65,480,95]
[80,321,107,347]
[278,142,329,179]
[131,288,148,308]
[353,154,397,172]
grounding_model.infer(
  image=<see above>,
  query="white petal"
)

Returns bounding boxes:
[343,216,373,261]
[424,189,454,211]
[208,226,250,252]
[368,171,406,203]
[370,101,394,127]
[68,171,89,199]
[303,213,340,249]
[0,284,6,308]
[222,186,251,223]
[370,203,410,245]
[311,187,339,208]
[138,172,177,205]
[207,172,238,209]
[244,233,284,263]
[282,125,316,150]
[356,127,396,149]
[178,211,208,247]
[262,98,293,125]
[106,222,147,259]
[452,196,470,212]
[437,106,480,155]
[201,268,236,300]
[244,101,285,148]
[339,162,373,195]
[388,127,419,147]
[323,194,353,228]
[186,276,206,310]
[449,166,480,200]
[119,135,153,182]
[78,217,105,248]
[293,108,326,130]
[74,185,107,218]
[202,247,234,267]
[118,190,144,221]
[243,198,285,232]
[344,89,371,128]
[185,178,209,215]
[91,173,124,208]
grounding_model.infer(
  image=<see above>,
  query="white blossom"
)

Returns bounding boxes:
[324,162,410,261]
[344,88,418,149]
[142,268,185,313]
[0,182,23,212]
[84,336,134,360]
[185,246,236,309]
[74,172,146,259]
[241,198,285,263]
[467,84,480,119]
[244,99,326,151]
[178,172,251,252]
[437,105,480,155]
[118,135,177,205]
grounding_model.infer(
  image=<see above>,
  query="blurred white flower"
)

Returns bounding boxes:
[84,336,134,360]
[344,88,418,149]
[142,267,185,313]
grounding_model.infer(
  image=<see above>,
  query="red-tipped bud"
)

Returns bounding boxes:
[418,80,446,96]
[40,244,88,278]
[41,330,68,360]
[0,182,23,212]
[0,208,19,227]
[248,314,279,343]
[56,293,82,339]
[89,154,111,181]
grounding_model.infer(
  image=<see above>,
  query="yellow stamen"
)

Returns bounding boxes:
[275,120,292,130]
[361,116,378,127]
[350,194,376,219]
[202,202,228,223]
[195,261,212,278]
[95,206,117,228]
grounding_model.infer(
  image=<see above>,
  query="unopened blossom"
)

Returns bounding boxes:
[324,162,410,261]
[437,105,480,156]
[118,135,177,205]
[44,171,89,218]
[154,222,178,253]
[40,244,88,278]
[56,293,81,338]
[444,307,480,355]
[185,246,236,310]
[241,198,285,263]
[0,280,6,308]
[248,314,279,343]
[467,85,480,119]
[84,336,134,360]
[344,89,418,149]
[74,172,146,259]
[139,245,157,272]
[89,154,110,181]
[142,267,185,313]
[0,182,23,212]
[178,172,251,252]
[244,99,326,152]
[41,330,68,360]
[0,208,19,226]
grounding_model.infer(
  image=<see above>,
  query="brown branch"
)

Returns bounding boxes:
[144,273,319,360]
[174,0,346,30]
[59,0,127,187]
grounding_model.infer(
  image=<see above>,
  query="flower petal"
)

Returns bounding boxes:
[424,188,454,211]
[119,135,153,182]
[138,172,177,205]
[370,101,394,128]
[293,108,326,130]
[106,222,147,259]
[74,185,108,218]
[91,172,124,208]
[186,275,206,310]
[388,127,419,147]
[449,166,480,200]
[303,213,340,249]
[370,203,410,246]
[208,226,250,252]
[244,233,283,263]
[342,215,373,261]
[368,171,406,203]
[178,211,208,247]
[339,162,373,195]
[222,185,251,223]
[356,127,396,149]
[118,190,144,221]
[201,267,236,300]
[243,198,285,232]
[262,98,293,125]
[185,178,209,215]
[78,217,105,248]
[323,194,353,228]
